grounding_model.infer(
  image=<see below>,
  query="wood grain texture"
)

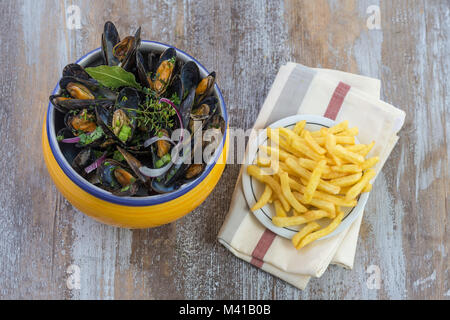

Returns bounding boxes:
[0,0,448,299]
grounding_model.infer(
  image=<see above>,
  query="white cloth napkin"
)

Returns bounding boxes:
[218,62,405,290]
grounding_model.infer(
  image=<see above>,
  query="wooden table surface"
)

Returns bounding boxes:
[0,0,448,300]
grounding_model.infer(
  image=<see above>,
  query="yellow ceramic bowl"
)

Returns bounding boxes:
[43,41,229,228]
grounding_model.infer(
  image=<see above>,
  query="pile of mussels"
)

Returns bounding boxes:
[50,22,224,196]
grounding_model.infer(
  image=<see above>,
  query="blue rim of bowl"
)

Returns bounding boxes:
[46,40,228,206]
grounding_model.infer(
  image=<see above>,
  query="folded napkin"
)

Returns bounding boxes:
[218,62,405,290]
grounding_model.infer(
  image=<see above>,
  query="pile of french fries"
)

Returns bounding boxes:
[247,120,378,250]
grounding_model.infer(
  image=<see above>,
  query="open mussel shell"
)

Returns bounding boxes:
[59,76,117,100]
[64,109,97,135]
[190,96,218,122]
[116,146,149,183]
[114,26,141,71]
[56,128,79,163]
[102,21,121,66]
[97,159,138,196]
[149,47,177,95]
[72,148,96,176]
[194,71,216,105]
[95,87,140,146]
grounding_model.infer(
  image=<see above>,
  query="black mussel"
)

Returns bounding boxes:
[102,21,121,66]
[179,61,200,129]
[72,148,95,175]
[136,50,151,88]
[194,72,216,105]
[56,128,79,163]
[184,163,204,180]
[63,109,107,148]
[97,159,138,196]
[64,109,97,135]
[114,27,141,71]
[63,63,91,80]
[149,47,177,95]
[116,146,149,184]
[180,61,200,99]
[207,114,226,134]
[165,75,183,104]
[150,179,180,194]
[156,129,171,158]
[95,87,140,145]
[191,97,218,121]
[50,95,114,114]
[60,76,117,100]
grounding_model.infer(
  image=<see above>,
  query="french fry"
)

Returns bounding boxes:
[360,156,379,170]
[273,199,287,217]
[293,184,357,207]
[293,192,336,215]
[256,157,271,167]
[362,183,372,193]
[329,120,349,134]
[272,210,332,227]
[360,141,375,156]
[303,130,326,155]
[331,164,362,173]
[279,127,299,145]
[293,120,306,135]
[297,211,344,249]
[321,171,351,180]
[279,171,308,213]
[285,158,341,194]
[313,135,355,146]
[325,133,343,166]
[345,169,376,201]
[345,144,366,153]
[336,127,358,136]
[303,159,326,203]
[266,128,295,154]
[333,145,365,164]
[298,158,331,174]
[251,185,272,211]
[259,145,293,162]
[247,165,290,211]
[291,139,324,161]
[292,222,321,249]
[329,172,363,187]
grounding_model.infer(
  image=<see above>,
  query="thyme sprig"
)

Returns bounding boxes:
[124,95,176,134]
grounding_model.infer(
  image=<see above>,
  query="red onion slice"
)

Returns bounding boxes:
[159,98,184,140]
[61,136,81,143]
[84,152,107,174]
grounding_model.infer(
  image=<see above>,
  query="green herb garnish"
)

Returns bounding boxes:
[126,97,176,134]
[118,125,132,142]
[112,150,125,162]
[170,92,181,106]
[79,126,104,145]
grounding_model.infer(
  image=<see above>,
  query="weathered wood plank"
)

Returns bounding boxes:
[0,0,447,300]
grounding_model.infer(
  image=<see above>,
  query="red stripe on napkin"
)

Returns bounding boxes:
[250,229,277,268]
[250,81,351,269]
[324,82,351,120]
